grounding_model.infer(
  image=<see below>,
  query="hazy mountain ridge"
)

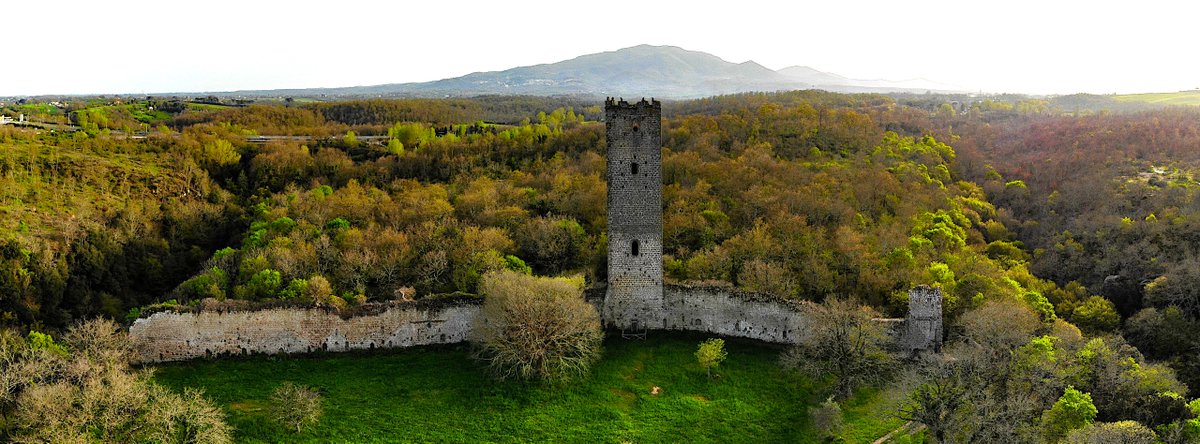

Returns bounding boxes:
[219,45,964,99]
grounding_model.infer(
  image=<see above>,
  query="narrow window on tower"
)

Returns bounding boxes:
[631,162,639,175]
[631,239,640,256]
[632,123,640,132]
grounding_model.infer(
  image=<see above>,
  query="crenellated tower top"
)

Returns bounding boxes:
[605,97,661,110]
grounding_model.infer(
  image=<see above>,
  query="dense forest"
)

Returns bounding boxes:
[0,92,1052,323]
[4,91,1200,440]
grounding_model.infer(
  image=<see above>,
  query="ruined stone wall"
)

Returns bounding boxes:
[662,284,811,343]
[130,285,941,363]
[604,98,665,330]
[129,302,479,364]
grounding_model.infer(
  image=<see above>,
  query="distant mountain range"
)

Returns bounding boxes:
[220,45,964,99]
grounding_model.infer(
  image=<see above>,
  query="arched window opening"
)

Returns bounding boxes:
[631,162,639,175]
[631,239,640,256]
[632,123,640,132]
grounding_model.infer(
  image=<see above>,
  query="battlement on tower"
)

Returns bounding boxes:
[605,97,661,110]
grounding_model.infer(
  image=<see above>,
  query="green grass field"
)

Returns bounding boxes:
[1113,90,1200,106]
[153,333,906,443]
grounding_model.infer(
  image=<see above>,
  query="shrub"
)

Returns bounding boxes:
[1064,421,1156,444]
[809,396,844,440]
[279,278,310,302]
[503,255,532,275]
[695,338,728,378]
[306,275,335,305]
[270,382,323,433]
[325,217,350,231]
[472,270,602,382]
[1,319,231,443]
[181,267,229,301]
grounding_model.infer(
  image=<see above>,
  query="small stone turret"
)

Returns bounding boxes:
[901,285,943,353]
[603,98,665,332]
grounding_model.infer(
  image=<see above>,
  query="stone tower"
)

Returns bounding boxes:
[603,98,665,331]
[902,285,943,353]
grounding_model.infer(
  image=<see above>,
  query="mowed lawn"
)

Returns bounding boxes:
[153,333,904,443]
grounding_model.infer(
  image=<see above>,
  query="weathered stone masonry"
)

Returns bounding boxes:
[603,98,666,331]
[661,284,811,343]
[900,285,942,353]
[130,285,804,364]
[131,285,940,363]
[130,302,479,363]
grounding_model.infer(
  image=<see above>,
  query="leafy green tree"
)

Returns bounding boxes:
[238,269,282,300]
[695,338,728,378]
[387,138,404,156]
[1023,291,1057,322]
[1042,386,1098,442]
[180,267,229,301]
[279,278,309,302]
[503,255,532,275]
[25,331,66,357]
[199,139,241,170]
[1070,296,1120,334]
[1067,337,1189,425]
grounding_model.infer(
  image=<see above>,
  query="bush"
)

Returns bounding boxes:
[1,319,231,443]
[695,338,728,378]
[279,278,310,302]
[1064,421,1156,444]
[472,270,602,382]
[1070,296,1120,334]
[270,382,323,433]
[503,255,532,275]
[809,396,844,440]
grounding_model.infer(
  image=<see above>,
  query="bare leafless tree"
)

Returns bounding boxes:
[472,270,603,383]
[270,382,323,433]
[781,298,895,399]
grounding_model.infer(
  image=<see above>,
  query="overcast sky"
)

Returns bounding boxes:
[3,0,1197,96]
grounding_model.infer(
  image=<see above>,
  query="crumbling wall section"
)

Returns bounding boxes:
[131,285,941,363]
[662,284,811,343]
[129,302,479,364]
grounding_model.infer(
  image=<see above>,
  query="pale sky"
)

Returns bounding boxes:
[2,0,1197,96]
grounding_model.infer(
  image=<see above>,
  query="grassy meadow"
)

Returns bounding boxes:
[154,333,907,443]
[1113,90,1200,106]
